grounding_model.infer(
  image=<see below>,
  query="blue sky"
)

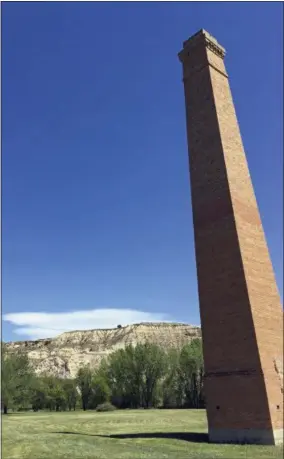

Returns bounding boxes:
[2,2,283,342]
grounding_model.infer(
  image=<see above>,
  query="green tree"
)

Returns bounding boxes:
[105,342,167,409]
[178,339,204,408]
[76,366,93,411]
[62,379,77,411]
[137,342,167,408]
[30,377,47,411]
[2,349,35,414]
[42,375,67,411]
[162,348,181,408]
[107,348,135,408]
[89,374,111,408]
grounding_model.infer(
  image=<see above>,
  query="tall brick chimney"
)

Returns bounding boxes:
[178,29,283,445]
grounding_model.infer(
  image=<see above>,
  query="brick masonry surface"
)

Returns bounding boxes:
[178,30,283,437]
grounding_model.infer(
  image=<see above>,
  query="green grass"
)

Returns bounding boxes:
[2,409,283,459]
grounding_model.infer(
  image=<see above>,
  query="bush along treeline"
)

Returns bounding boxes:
[1,339,205,413]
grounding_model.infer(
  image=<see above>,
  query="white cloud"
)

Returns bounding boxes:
[3,308,171,340]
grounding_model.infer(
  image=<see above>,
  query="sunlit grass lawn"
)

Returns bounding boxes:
[2,409,283,459]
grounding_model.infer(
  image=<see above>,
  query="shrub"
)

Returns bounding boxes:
[96,402,117,412]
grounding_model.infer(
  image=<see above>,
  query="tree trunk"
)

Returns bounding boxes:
[3,405,8,415]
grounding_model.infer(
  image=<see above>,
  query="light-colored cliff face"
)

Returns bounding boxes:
[4,322,201,379]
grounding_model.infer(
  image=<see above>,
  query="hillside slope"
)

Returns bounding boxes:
[4,322,201,378]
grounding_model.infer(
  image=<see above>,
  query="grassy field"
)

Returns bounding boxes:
[2,409,283,459]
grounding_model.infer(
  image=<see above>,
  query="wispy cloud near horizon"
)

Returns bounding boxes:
[3,308,172,340]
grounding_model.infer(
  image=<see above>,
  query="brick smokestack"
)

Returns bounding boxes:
[178,29,283,445]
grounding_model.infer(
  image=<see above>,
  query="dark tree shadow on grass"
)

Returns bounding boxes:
[53,431,209,443]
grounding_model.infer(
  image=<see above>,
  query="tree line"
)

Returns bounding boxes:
[2,339,205,413]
